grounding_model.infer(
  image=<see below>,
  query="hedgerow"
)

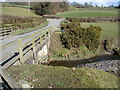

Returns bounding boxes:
[2,15,46,30]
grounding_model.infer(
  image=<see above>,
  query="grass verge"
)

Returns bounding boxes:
[7,64,119,88]
[11,21,48,35]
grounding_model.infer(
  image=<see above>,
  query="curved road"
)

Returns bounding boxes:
[0,19,64,62]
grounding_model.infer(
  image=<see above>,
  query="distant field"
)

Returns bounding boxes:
[55,9,118,17]
[1,7,39,17]
[81,22,119,39]
[1,2,30,9]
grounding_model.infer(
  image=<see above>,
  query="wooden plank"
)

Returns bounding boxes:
[0,66,22,89]
[2,27,12,31]
[22,34,40,48]
[1,51,18,61]
[2,55,19,70]
[34,35,40,41]
[22,50,33,63]
[22,40,32,48]
[34,27,48,36]
[32,33,36,60]
[23,45,32,55]
[18,38,24,63]
[0,67,3,84]
[4,29,11,32]
[34,30,42,35]
[35,40,39,46]
[0,40,17,50]
[20,34,32,40]
[39,35,42,44]
[34,38,40,45]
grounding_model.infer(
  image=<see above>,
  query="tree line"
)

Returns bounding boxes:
[31,2,69,15]
[71,2,119,8]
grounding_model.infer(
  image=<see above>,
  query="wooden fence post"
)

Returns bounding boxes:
[39,32,42,45]
[10,27,12,33]
[49,26,52,34]
[32,33,37,63]
[47,28,51,63]
[40,32,44,47]
[35,34,41,65]
[18,38,24,63]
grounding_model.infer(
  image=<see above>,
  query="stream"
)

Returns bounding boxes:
[48,54,120,76]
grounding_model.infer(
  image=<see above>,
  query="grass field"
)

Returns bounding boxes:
[7,64,119,88]
[81,22,119,39]
[1,7,39,17]
[55,9,118,17]
[1,2,30,9]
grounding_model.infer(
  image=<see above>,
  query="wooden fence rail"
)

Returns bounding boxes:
[0,26,52,69]
[0,27,12,37]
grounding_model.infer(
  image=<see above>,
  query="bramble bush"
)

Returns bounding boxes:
[61,18,102,52]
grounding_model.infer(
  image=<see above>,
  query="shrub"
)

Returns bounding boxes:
[84,25,101,52]
[61,18,102,52]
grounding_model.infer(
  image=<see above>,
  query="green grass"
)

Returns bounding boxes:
[7,64,119,88]
[1,7,39,17]
[11,21,48,35]
[1,2,30,9]
[49,32,69,59]
[81,22,119,39]
[55,9,118,17]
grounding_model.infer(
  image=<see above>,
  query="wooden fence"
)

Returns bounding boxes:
[0,27,12,37]
[0,26,52,69]
[0,26,52,89]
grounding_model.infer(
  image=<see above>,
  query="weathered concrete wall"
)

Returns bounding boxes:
[38,45,48,58]
[37,36,50,63]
